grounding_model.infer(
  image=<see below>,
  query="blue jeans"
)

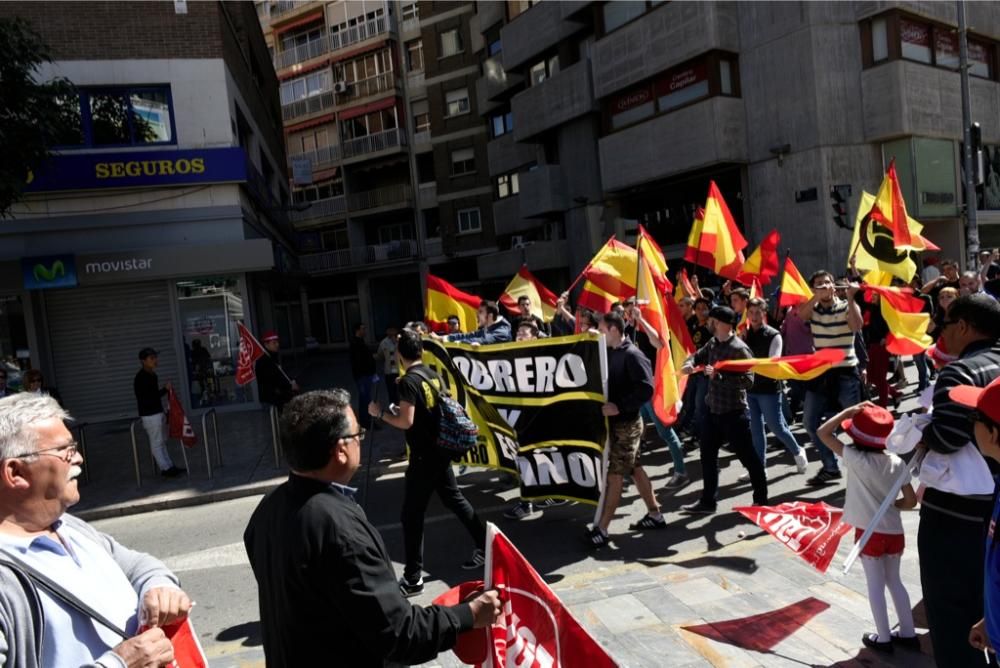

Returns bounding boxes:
[356,374,378,427]
[748,392,803,464]
[639,402,685,475]
[803,370,861,472]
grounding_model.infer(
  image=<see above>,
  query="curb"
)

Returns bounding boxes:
[75,478,285,522]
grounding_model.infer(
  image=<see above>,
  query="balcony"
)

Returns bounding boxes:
[412,129,431,147]
[511,58,597,142]
[400,17,420,37]
[518,166,568,218]
[424,237,444,258]
[341,127,406,161]
[477,240,569,279]
[282,90,335,122]
[329,14,391,53]
[591,2,739,99]
[347,183,413,213]
[501,1,582,71]
[598,96,747,192]
[477,56,524,105]
[492,196,537,236]
[274,36,329,71]
[560,1,593,20]
[488,133,538,179]
[289,195,347,226]
[335,72,397,105]
[477,0,504,30]
[269,1,323,28]
[300,239,418,273]
[417,182,437,208]
[288,144,342,172]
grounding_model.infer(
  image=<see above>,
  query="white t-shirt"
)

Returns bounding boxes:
[842,446,906,534]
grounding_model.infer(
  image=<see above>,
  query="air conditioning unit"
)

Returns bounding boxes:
[333,81,348,94]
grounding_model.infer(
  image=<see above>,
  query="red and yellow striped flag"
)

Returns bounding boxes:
[869,159,918,249]
[863,285,932,355]
[686,181,747,280]
[499,265,558,321]
[683,207,713,268]
[738,229,781,285]
[714,349,846,381]
[778,257,813,308]
[425,274,480,333]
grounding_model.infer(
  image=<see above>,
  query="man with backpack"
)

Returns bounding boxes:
[368,329,487,597]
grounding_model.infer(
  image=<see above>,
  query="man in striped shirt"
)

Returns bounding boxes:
[918,294,1000,666]
[798,270,863,486]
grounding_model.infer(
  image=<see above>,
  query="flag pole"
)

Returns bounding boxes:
[772,250,790,322]
[565,234,615,296]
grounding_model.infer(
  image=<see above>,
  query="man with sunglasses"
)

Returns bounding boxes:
[918,294,1000,666]
[245,390,500,666]
[0,393,191,668]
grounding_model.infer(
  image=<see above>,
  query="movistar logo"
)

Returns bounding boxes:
[33,260,65,283]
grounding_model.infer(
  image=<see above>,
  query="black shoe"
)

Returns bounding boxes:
[461,549,485,570]
[861,632,893,653]
[890,632,920,651]
[806,468,842,486]
[585,526,609,548]
[160,466,185,478]
[680,501,716,515]
[629,513,667,531]
[399,576,424,597]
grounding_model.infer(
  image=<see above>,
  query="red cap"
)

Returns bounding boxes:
[432,580,489,664]
[841,405,895,450]
[261,330,279,343]
[949,376,1000,425]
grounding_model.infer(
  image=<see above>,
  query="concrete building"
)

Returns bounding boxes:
[0,1,291,421]
[473,0,1000,280]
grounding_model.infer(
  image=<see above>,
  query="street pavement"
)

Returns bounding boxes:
[91,377,941,668]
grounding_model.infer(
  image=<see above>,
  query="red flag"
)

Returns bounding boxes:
[485,524,616,668]
[139,618,207,668]
[734,501,851,573]
[167,388,197,448]
[778,256,813,308]
[236,321,266,386]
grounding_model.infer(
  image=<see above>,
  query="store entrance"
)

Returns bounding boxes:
[0,295,29,391]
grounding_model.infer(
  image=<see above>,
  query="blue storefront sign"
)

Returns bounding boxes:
[24,147,247,193]
[22,255,78,290]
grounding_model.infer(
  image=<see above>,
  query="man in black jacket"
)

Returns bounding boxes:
[350,323,378,428]
[587,312,662,548]
[254,331,297,409]
[244,390,500,667]
[133,348,183,477]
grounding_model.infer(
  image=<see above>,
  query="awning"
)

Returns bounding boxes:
[337,96,397,121]
[272,9,325,36]
[277,58,330,82]
[330,38,389,65]
[284,113,336,135]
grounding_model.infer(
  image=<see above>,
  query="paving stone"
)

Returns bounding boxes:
[667,576,737,607]
[586,593,660,634]
[632,587,701,625]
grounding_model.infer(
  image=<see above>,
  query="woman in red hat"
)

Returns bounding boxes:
[817,402,919,654]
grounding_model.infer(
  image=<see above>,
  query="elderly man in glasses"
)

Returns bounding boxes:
[0,393,191,668]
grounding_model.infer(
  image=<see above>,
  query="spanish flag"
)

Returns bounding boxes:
[577,279,618,315]
[863,284,932,355]
[499,265,559,322]
[778,256,813,308]
[869,159,918,249]
[581,237,638,299]
[683,207,713,268]
[850,191,938,283]
[425,274,480,333]
[714,349,846,381]
[685,181,747,280]
[738,229,780,285]
[674,267,698,303]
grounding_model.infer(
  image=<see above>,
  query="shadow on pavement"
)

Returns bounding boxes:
[215,620,262,647]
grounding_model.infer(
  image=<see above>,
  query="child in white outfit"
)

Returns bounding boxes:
[818,402,920,653]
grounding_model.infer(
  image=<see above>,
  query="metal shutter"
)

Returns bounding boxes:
[44,282,180,422]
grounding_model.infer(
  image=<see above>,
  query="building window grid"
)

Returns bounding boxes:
[406,39,424,72]
[293,179,344,203]
[451,147,476,176]
[54,86,177,149]
[528,54,560,87]
[457,207,482,234]
[600,0,662,35]
[445,87,471,117]
[439,28,464,58]
[490,110,513,138]
[496,171,520,199]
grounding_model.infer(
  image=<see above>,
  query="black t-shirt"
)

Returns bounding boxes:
[397,365,446,460]
[688,319,712,349]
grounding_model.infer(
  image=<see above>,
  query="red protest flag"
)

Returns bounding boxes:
[485,524,616,668]
[236,321,266,385]
[167,388,197,448]
[139,618,207,668]
[734,501,851,573]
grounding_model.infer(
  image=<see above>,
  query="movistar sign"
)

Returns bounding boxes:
[21,255,78,290]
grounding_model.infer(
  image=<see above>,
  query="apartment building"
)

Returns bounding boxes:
[0,1,291,421]
[474,1,1000,279]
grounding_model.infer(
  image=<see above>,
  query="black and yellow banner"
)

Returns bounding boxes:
[422,334,608,505]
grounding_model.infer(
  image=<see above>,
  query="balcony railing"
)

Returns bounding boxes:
[412,129,430,145]
[329,15,390,52]
[347,183,412,211]
[300,239,418,272]
[281,90,335,122]
[275,36,329,71]
[336,71,395,104]
[341,127,405,159]
[423,237,443,257]
[288,144,342,171]
[290,195,347,224]
[270,1,300,18]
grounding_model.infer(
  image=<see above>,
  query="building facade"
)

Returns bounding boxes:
[0,1,291,421]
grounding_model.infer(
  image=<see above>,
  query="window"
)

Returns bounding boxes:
[488,38,502,57]
[934,29,960,70]
[281,70,332,104]
[507,0,540,20]
[970,40,994,79]
[656,63,710,112]
[293,179,344,203]
[377,223,415,244]
[528,54,559,86]
[280,26,324,53]
[496,172,519,199]
[439,28,463,57]
[411,99,430,132]
[490,110,513,138]
[872,17,888,62]
[423,208,441,238]
[406,39,424,72]
[900,17,932,63]
[56,86,175,148]
[603,1,646,33]
[445,87,470,117]
[451,147,475,175]
[401,2,418,21]
[457,208,482,233]
[321,223,349,250]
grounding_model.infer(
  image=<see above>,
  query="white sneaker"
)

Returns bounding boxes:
[793,451,809,474]
[738,470,768,482]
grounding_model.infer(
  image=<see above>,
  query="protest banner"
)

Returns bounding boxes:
[734,501,851,573]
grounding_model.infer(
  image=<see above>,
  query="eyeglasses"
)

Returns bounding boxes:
[10,442,79,463]
[340,428,367,444]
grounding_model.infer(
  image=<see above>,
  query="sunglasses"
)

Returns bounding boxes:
[9,442,80,463]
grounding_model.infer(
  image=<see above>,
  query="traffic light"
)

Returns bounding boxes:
[830,186,850,230]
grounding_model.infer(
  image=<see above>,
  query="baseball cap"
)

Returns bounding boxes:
[261,330,280,343]
[840,404,894,450]
[949,376,1000,425]
[708,305,737,326]
[138,347,158,360]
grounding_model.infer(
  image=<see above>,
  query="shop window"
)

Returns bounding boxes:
[977,145,1000,210]
[490,110,513,138]
[657,63,710,112]
[934,29,960,70]
[57,86,175,148]
[451,147,475,175]
[439,28,463,57]
[406,39,424,72]
[445,87,470,117]
[496,172,519,199]
[53,94,84,146]
[175,277,252,408]
[970,39,994,78]
[457,207,482,233]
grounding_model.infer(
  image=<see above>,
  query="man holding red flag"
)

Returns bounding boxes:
[255,331,298,410]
